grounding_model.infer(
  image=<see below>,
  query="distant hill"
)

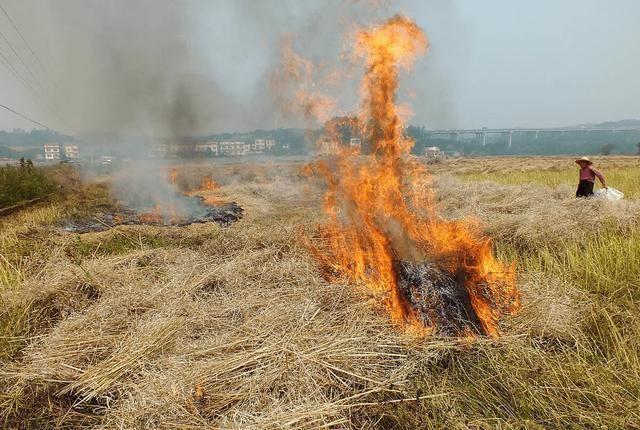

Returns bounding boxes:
[570,119,640,129]
[595,119,640,128]
[0,129,74,148]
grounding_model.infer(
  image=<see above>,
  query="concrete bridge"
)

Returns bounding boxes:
[424,127,640,148]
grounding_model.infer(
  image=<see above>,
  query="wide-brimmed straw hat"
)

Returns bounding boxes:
[575,156,592,165]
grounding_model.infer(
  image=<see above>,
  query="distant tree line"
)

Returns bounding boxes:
[0,129,73,147]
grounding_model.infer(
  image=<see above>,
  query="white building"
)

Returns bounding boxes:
[64,144,80,159]
[219,141,248,157]
[349,138,362,151]
[250,138,276,154]
[425,146,444,160]
[253,139,266,152]
[100,155,113,165]
[195,141,219,156]
[265,139,276,150]
[44,143,60,160]
[167,144,183,155]
[318,138,339,155]
[148,143,168,158]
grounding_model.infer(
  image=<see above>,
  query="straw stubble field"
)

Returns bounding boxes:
[1,156,639,429]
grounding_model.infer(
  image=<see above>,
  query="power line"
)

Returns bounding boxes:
[0,46,36,93]
[0,3,48,74]
[0,48,75,135]
[0,5,75,133]
[0,102,51,129]
[0,46,64,128]
[0,27,53,108]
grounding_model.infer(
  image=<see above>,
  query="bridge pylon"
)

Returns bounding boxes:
[504,131,512,148]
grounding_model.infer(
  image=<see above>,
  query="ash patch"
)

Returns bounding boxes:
[61,197,243,233]
[395,261,485,336]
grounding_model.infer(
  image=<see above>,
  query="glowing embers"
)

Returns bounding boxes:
[396,260,516,337]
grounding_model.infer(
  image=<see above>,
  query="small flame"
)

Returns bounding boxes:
[200,175,219,191]
[306,16,520,336]
[168,168,178,185]
[138,205,164,224]
[138,203,185,225]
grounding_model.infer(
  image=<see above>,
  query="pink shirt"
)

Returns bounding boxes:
[579,166,605,184]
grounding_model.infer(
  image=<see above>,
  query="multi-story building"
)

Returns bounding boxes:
[265,139,276,150]
[167,144,183,155]
[219,141,248,157]
[195,141,219,156]
[318,138,339,155]
[43,143,61,160]
[163,142,196,157]
[100,155,114,166]
[148,143,168,158]
[425,146,444,160]
[45,143,81,160]
[253,139,266,152]
[251,138,276,153]
[64,144,80,159]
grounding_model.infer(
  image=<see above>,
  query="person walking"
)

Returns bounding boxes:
[575,156,606,198]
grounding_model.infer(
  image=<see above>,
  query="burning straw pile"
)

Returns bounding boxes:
[61,168,243,233]
[306,16,520,337]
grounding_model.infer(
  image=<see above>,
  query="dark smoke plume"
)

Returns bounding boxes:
[4,0,461,214]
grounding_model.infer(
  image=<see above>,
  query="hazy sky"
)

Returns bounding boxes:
[0,0,638,133]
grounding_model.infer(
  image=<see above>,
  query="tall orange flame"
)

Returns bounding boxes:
[307,16,520,336]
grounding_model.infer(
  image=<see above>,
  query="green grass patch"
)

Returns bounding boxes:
[65,232,172,261]
[383,340,640,429]
[497,227,640,300]
[460,166,640,198]
[0,160,58,208]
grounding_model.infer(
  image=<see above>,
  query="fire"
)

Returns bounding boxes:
[138,205,164,225]
[168,168,178,185]
[306,16,520,337]
[196,174,224,205]
[200,175,219,191]
[138,203,184,225]
[270,34,337,124]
